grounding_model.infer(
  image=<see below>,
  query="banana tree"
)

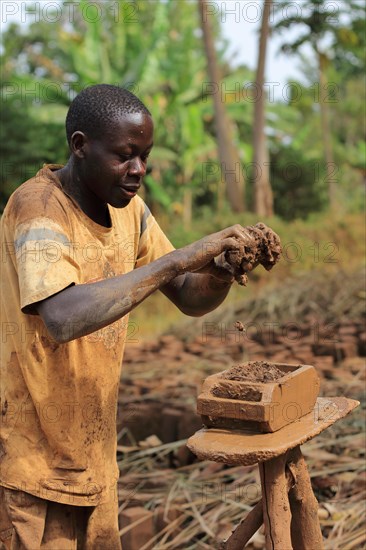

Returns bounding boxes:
[273,0,364,209]
[253,0,274,217]
[198,0,246,213]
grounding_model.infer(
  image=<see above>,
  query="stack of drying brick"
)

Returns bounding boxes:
[123,318,365,375]
[120,506,182,549]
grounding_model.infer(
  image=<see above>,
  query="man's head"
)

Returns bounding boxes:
[66,84,151,145]
[65,85,154,208]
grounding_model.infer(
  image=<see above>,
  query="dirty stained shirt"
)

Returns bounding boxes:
[0,164,175,506]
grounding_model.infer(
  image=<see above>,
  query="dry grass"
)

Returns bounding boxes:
[117,400,365,548]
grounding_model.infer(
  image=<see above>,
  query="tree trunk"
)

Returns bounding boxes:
[318,51,336,210]
[253,0,274,217]
[183,187,192,231]
[198,0,245,212]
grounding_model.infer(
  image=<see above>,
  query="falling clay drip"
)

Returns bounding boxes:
[225,222,282,286]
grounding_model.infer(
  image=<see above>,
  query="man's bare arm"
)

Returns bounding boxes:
[36,225,251,343]
[160,265,234,317]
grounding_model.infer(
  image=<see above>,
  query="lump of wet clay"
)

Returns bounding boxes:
[234,321,245,332]
[221,361,285,383]
[226,223,282,285]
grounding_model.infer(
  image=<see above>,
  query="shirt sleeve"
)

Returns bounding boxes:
[7,182,80,314]
[135,202,175,268]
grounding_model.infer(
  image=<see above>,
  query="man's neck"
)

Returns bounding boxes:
[55,160,111,228]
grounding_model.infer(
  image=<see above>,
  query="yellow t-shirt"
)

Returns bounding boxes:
[0,164,174,506]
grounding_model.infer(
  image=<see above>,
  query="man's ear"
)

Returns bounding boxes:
[70,131,88,158]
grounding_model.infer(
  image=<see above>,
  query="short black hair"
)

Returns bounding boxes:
[65,84,151,145]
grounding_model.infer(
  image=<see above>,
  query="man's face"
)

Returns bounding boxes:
[80,112,154,208]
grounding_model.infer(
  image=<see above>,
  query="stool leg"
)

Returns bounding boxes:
[287,446,324,550]
[219,500,263,549]
[259,453,293,550]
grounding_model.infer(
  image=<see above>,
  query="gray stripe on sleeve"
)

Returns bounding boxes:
[140,204,151,235]
[14,228,69,251]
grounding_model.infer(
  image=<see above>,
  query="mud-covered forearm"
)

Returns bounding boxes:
[37,249,183,343]
[35,224,267,342]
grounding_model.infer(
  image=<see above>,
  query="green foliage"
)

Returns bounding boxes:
[0,0,364,222]
[270,144,327,220]
[0,98,68,210]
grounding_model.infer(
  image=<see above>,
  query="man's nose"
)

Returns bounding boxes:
[128,157,146,176]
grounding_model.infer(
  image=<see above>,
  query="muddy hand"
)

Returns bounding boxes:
[224,223,282,285]
[181,224,257,281]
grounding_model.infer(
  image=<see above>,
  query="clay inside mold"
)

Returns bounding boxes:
[221,361,287,383]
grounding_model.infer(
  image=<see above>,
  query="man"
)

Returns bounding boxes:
[1,85,265,549]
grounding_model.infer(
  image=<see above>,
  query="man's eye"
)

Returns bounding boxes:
[119,155,130,162]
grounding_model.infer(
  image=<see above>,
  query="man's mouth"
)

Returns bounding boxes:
[118,184,140,198]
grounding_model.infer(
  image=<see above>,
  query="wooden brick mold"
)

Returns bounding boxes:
[197,363,320,433]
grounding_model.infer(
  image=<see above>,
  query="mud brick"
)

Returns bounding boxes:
[264,345,287,355]
[162,340,184,354]
[294,344,312,352]
[211,337,227,348]
[245,344,266,355]
[143,342,160,352]
[118,491,153,508]
[174,351,197,363]
[355,321,366,333]
[155,506,182,536]
[341,356,366,375]
[334,341,358,360]
[300,324,312,336]
[276,336,298,348]
[200,462,224,478]
[312,343,335,356]
[298,335,317,345]
[169,344,185,358]
[298,355,316,366]
[293,351,314,365]
[283,328,305,341]
[121,403,162,443]
[174,444,197,467]
[339,335,358,343]
[201,348,221,360]
[159,334,179,345]
[185,343,204,355]
[227,343,244,355]
[120,507,154,550]
[159,347,180,358]
[177,410,202,440]
[358,332,366,356]
[292,346,314,363]
[312,355,334,370]
[161,408,181,443]
[338,325,357,336]
[210,353,234,364]
[271,352,293,363]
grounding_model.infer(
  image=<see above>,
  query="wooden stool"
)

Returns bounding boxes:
[187,397,359,550]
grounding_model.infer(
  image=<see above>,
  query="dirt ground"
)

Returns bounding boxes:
[118,271,365,549]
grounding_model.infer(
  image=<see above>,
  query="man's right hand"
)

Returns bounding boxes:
[173,224,257,276]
